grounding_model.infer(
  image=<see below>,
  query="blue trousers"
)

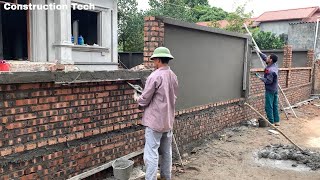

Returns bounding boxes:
[265,91,280,124]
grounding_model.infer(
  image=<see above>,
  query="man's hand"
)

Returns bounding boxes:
[133,90,140,101]
[255,73,262,79]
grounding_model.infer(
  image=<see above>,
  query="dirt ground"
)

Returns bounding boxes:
[172,99,320,180]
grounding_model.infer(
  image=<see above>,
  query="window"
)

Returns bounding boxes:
[0,0,29,60]
[71,9,98,46]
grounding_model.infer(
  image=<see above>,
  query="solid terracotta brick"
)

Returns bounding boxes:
[0,148,13,156]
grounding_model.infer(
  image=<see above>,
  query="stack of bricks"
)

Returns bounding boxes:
[283,45,293,87]
[0,81,145,179]
[144,16,165,69]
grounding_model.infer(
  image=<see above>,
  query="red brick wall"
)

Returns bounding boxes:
[174,99,246,152]
[283,45,293,68]
[307,50,314,67]
[0,68,312,179]
[0,81,145,180]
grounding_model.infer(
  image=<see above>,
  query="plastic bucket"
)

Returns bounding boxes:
[112,158,134,180]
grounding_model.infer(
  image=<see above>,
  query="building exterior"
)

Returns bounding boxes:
[0,0,118,71]
[288,22,320,59]
[196,6,319,37]
[255,6,319,36]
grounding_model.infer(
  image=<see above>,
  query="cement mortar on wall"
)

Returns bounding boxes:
[0,70,151,84]
[164,24,247,110]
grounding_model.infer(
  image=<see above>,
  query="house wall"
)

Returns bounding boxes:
[288,22,320,59]
[259,20,300,35]
[30,0,118,70]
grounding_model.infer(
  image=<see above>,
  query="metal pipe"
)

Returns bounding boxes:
[313,19,319,61]
[73,20,79,45]
[173,134,184,168]
[243,23,298,120]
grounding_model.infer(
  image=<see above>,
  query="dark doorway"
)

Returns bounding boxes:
[0,3,28,60]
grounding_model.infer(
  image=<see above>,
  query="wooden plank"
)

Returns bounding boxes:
[67,149,144,180]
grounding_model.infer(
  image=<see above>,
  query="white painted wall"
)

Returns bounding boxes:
[31,0,48,62]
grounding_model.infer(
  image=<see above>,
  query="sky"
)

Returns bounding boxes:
[137,0,320,17]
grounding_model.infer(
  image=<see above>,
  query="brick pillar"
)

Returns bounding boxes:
[283,45,293,68]
[283,45,292,88]
[314,61,320,94]
[307,49,314,67]
[144,16,165,69]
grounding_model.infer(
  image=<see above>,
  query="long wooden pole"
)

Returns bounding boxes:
[245,103,303,151]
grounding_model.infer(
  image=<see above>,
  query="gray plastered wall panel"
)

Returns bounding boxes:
[164,24,248,110]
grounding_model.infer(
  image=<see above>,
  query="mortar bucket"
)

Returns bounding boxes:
[112,158,134,180]
[258,118,269,127]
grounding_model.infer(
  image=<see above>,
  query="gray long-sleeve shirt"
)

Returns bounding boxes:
[259,52,279,93]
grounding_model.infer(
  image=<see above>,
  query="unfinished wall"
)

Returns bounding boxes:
[0,71,150,180]
[143,15,312,152]
[0,17,315,180]
[144,17,250,110]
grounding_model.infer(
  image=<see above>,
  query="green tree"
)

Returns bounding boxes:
[184,0,208,8]
[191,5,228,22]
[224,5,253,33]
[253,30,285,50]
[118,0,144,52]
[147,0,228,23]
[147,0,193,22]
